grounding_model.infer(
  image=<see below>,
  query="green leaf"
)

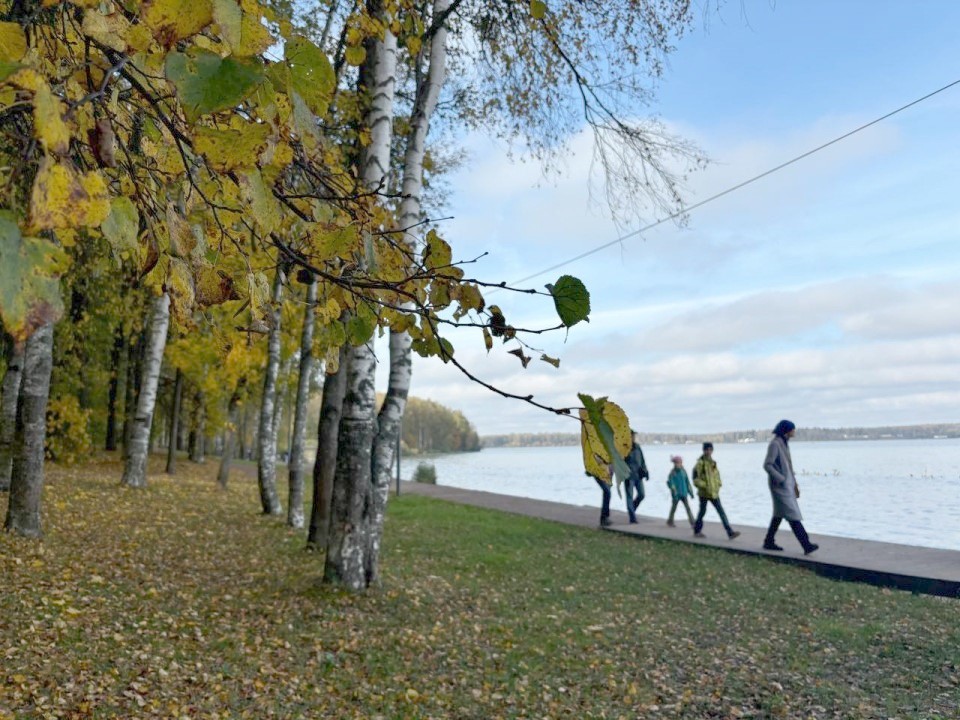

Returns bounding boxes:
[0,211,65,344]
[165,50,263,121]
[101,197,139,259]
[346,304,376,346]
[0,60,24,83]
[284,35,334,116]
[547,274,590,327]
[530,0,547,19]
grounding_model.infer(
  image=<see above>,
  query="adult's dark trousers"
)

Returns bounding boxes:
[764,516,814,552]
[625,476,645,522]
[595,477,611,525]
[694,497,734,536]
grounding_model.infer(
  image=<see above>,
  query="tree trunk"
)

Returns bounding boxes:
[323,345,378,589]
[217,381,245,488]
[121,293,170,488]
[165,368,183,474]
[257,270,284,515]
[189,389,205,463]
[323,8,397,588]
[104,325,124,451]
[0,341,24,491]
[308,344,347,549]
[288,276,317,528]
[4,323,54,537]
[368,0,451,584]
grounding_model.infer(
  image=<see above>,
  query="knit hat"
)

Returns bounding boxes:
[670,455,683,464]
[702,442,713,451]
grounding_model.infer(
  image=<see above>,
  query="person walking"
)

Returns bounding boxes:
[666,455,695,527]
[692,442,740,539]
[762,420,819,554]
[624,430,649,524]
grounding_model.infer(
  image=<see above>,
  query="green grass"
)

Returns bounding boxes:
[1,457,957,719]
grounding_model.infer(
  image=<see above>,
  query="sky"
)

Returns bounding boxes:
[377,0,960,437]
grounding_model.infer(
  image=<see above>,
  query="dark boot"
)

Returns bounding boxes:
[788,520,817,554]
[763,517,784,551]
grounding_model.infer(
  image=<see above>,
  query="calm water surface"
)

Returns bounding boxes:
[400,439,960,551]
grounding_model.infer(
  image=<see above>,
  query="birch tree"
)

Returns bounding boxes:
[288,274,318,528]
[165,368,183,473]
[0,340,23,491]
[323,0,398,588]
[121,293,170,488]
[4,322,54,537]
[257,270,285,515]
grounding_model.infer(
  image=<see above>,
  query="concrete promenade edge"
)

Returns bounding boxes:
[398,481,960,599]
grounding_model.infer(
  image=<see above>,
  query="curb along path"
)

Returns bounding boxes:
[398,481,960,598]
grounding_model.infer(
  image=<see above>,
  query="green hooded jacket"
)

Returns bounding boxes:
[692,455,722,499]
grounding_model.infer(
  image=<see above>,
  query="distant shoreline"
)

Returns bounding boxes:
[481,424,960,448]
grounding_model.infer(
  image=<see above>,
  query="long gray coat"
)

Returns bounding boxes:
[763,436,802,521]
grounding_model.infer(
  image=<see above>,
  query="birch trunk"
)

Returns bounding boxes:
[367,0,451,584]
[323,345,378,589]
[0,341,24,491]
[257,270,284,515]
[307,344,347,548]
[288,276,317,528]
[323,5,397,588]
[165,368,183,474]
[4,322,54,537]
[121,293,170,488]
[217,381,244,488]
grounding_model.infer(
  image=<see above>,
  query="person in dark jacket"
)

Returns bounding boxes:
[763,419,818,554]
[624,430,649,524]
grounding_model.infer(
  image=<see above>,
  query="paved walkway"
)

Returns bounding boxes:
[399,482,960,598]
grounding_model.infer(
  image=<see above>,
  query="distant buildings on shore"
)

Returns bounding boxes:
[481,423,960,448]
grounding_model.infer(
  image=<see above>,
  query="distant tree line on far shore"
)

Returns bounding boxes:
[482,423,960,448]
[396,397,481,454]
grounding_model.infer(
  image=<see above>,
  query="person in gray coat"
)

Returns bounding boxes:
[762,419,819,554]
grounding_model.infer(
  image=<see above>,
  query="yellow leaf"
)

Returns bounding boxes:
[165,204,197,258]
[33,82,71,155]
[82,9,132,52]
[530,0,547,19]
[344,45,366,66]
[166,257,196,321]
[141,0,214,47]
[194,123,270,172]
[28,158,110,232]
[237,170,281,234]
[0,22,27,62]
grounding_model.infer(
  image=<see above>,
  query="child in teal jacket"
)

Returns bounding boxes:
[666,456,695,527]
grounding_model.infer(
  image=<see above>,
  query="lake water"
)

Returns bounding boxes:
[399,439,960,551]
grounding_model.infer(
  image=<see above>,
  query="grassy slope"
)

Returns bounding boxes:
[1,458,957,719]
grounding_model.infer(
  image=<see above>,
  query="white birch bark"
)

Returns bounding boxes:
[3,323,53,536]
[367,0,451,584]
[324,3,397,589]
[287,276,317,528]
[257,270,284,515]
[0,342,24,491]
[217,381,244,487]
[121,293,170,488]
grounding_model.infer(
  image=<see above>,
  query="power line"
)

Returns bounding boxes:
[509,78,960,287]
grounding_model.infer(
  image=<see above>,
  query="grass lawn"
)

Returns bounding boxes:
[1,457,957,719]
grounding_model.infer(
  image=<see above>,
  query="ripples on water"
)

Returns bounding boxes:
[399,439,960,551]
